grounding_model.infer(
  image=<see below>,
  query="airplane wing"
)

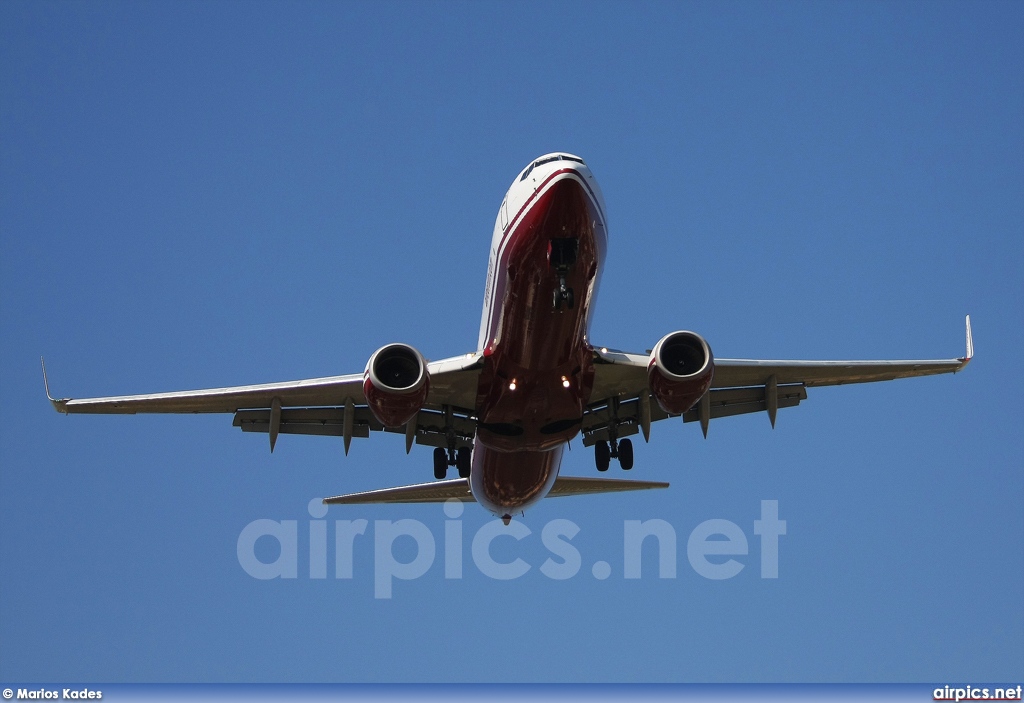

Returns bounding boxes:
[44,316,973,453]
[43,352,485,453]
[582,316,973,445]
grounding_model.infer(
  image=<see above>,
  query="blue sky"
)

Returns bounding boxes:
[1,0,1021,684]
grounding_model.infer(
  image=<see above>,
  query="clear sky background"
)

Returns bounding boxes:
[1,0,1021,684]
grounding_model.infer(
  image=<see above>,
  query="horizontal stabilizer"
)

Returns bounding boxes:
[548,475,669,497]
[323,475,669,505]
[324,479,473,504]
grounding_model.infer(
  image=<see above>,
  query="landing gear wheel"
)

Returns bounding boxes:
[595,441,611,472]
[433,447,448,480]
[553,289,562,311]
[618,438,634,470]
[565,287,574,309]
[456,447,471,478]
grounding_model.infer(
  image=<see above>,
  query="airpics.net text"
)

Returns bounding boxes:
[237,499,786,598]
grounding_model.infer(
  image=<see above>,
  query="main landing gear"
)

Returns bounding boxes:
[549,238,578,311]
[434,446,471,480]
[594,437,634,472]
[594,395,633,471]
[433,404,471,480]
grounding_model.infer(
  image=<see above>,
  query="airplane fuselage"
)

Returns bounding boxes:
[469,154,608,517]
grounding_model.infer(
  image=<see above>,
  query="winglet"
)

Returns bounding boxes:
[40,357,69,413]
[961,315,973,368]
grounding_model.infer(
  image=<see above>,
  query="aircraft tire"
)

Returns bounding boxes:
[619,438,634,470]
[433,447,448,480]
[595,441,611,472]
[456,447,471,478]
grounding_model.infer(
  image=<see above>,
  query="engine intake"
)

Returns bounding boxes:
[363,343,429,428]
[648,331,714,414]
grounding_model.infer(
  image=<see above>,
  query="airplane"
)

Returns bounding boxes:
[43,152,974,524]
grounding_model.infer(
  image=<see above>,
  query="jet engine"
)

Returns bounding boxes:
[647,331,714,414]
[363,343,430,428]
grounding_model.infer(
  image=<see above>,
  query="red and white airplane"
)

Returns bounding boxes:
[45,153,973,523]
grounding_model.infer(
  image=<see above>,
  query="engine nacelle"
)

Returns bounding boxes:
[647,331,715,414]
[363,343,429,428]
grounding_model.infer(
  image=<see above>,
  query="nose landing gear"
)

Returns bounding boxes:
[549,238,578,311]
[553,284,574,311]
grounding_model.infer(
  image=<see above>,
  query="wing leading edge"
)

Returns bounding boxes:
[43,352,484,414]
